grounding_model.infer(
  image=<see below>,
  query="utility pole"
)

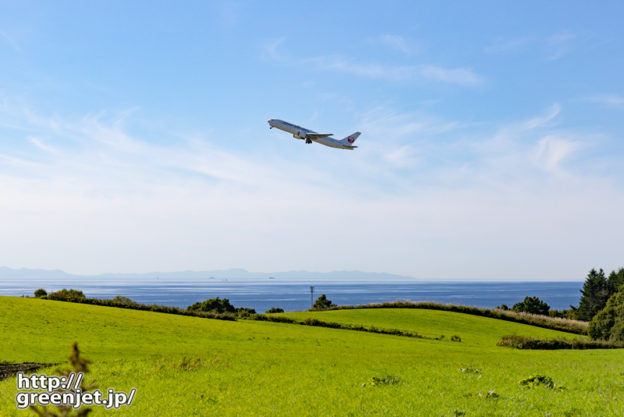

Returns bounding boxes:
[310,286,314,308]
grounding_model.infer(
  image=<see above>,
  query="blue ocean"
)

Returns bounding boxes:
[0,281,583,313]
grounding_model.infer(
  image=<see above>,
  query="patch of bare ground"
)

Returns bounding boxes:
[0,362,55,381]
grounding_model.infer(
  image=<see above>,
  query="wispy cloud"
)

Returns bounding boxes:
[358,107,462,140]
[304,55,483,86]
[419,65,483,86]
[263,38,483,86]
[523,103,561,129]
[377,34,416,55]
[214,1,246,30]
[28,137,57,153]
[382,145,416,168]
[533,134,583,173]
[546,31,575,60]
[0,101,622,279]
[484,37,531,54]
[0,30,20,52]
[484,33,580,61]
[261,37,287,61]
[584,94,624,107]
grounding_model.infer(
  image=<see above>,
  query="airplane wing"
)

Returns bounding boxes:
[305,133,333,139]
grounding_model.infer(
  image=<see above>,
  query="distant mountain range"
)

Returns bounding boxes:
[0,266,419,284]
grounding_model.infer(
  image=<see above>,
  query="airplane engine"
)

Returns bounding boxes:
[293,131,306,139]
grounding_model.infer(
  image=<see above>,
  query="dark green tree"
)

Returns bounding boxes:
[312,294,336,310]
[576,268,609,321]
[512,296,550,315]
[34,288,47,298]
[607,268,624,295]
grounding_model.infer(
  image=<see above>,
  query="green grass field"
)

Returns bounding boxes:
[1,296,623,416]
[277,308,580,346]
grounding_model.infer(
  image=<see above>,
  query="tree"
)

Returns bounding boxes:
[576,268,609,321]
[266,307,284,313]
[607,268,624,295]
[187,297,236,313]
[34,288,47,298]
[48,289,86,301]
[312,294,336,310]
[112,296,135,306]
[512,296,550,315]
[589,289,624,341]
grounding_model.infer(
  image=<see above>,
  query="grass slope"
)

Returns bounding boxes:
[277,309,579,347]
[1,296,623,416]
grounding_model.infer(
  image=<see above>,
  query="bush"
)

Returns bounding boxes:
[548,308,577,319]
[512,296,550,316]
[589,289,624,341]
[497,334,623,350]
[34,288,47,298]
[369,375,401,386]
[187,297,236,313]
[312,294,336,310]
[519,375,565,390]
[266,307,284,313]
[48,289,86,302]
[111,296,136,306]
[235,307,256,317]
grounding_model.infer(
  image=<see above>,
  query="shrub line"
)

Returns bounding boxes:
[42,296,238,321]
[497,334,624,350]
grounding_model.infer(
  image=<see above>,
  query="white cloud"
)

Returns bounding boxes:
[383,145,416,168]
[262,37,286,61]
[524,103,561,129]
[484,33,581,61]
[304,55,483,86]
[419,65,483,86]
[377,34,415,55]
[546,31,574,60]
[263,39,483,86]
[357,107,462,141]
[28,136,57,153]
[484,37,530,54]
[0,102,622,280]
[585,94,624,107]
[533,134,582,173]
[0,30,20,52]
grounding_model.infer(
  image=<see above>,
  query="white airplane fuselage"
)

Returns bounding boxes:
[267,119,360,150]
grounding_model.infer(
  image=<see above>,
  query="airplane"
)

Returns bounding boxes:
[267,119,360,150]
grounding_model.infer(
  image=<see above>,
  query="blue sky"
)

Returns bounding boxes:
[1,1,623,279]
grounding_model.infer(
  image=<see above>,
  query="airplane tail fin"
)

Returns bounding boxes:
[340,132,361,146]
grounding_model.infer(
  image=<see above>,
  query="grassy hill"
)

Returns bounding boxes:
[1,296,623,416]
[277,308,580,347]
